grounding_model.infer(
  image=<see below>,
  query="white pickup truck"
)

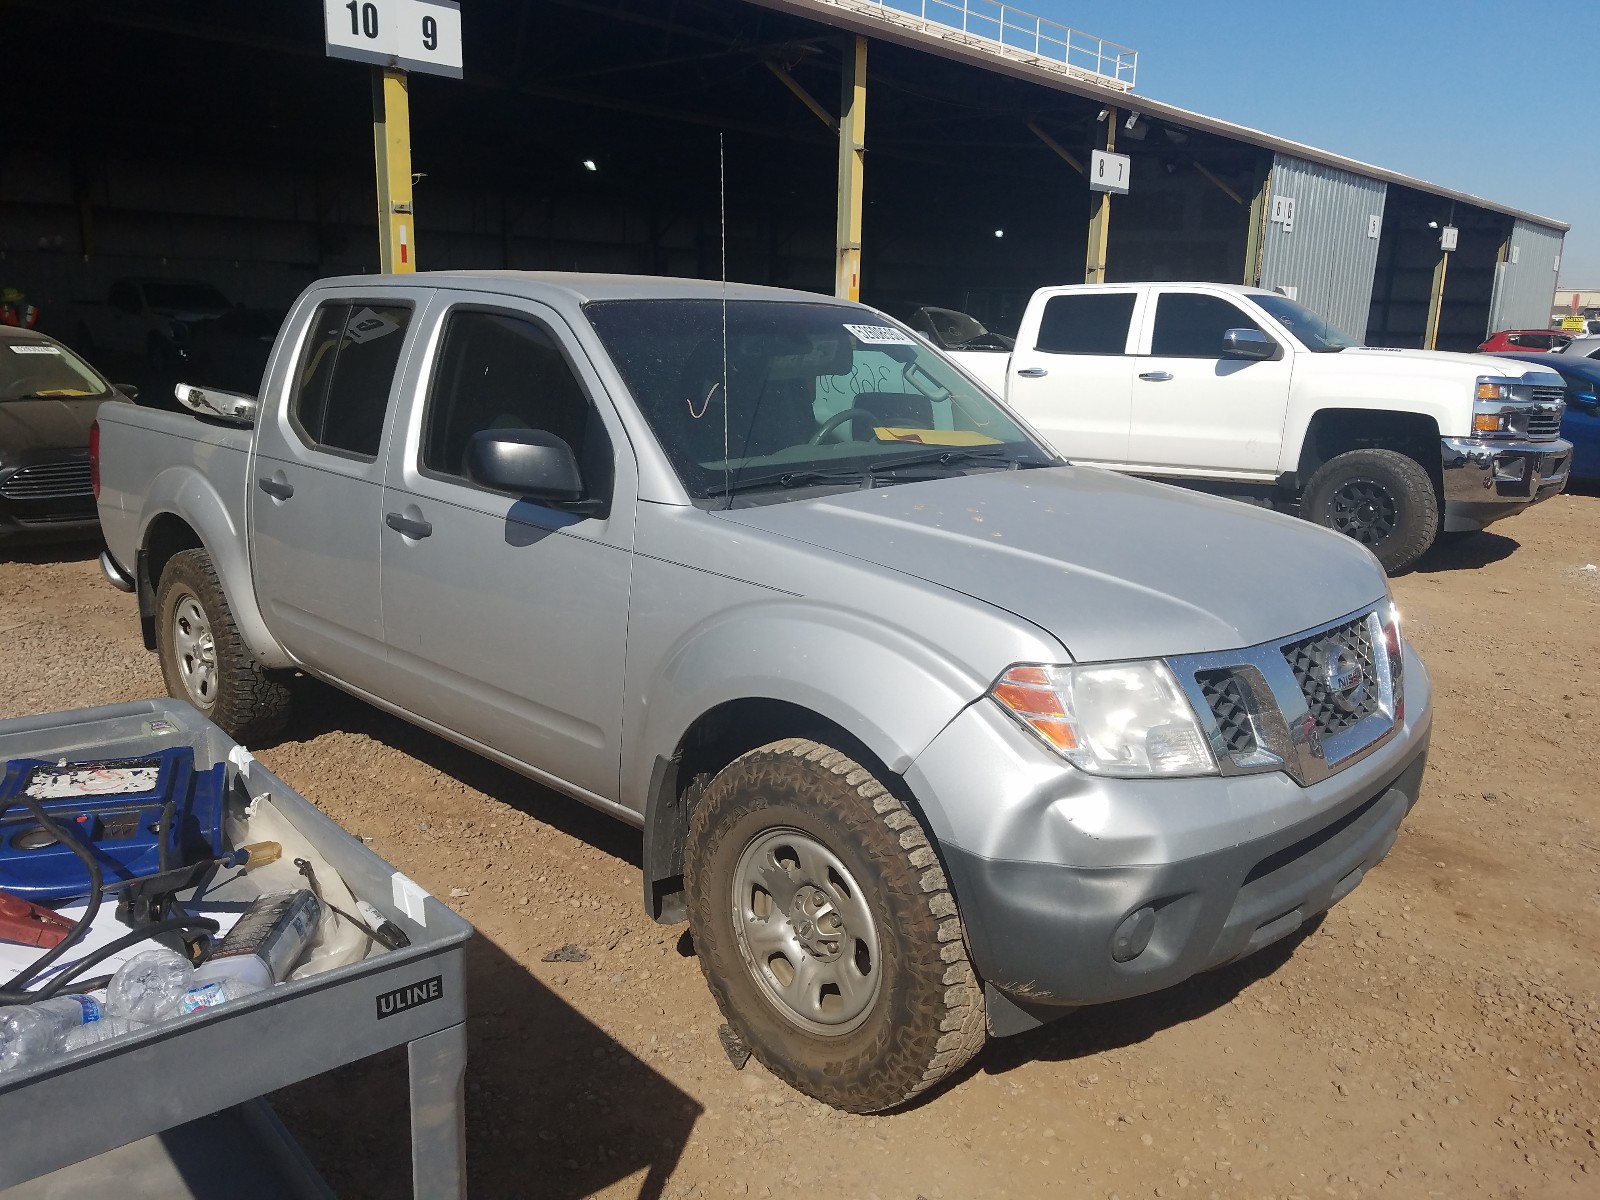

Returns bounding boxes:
[949,283,1573,572]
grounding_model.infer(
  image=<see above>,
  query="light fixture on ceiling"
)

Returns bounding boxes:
[582,159,598,172]
[994,229,1005,238]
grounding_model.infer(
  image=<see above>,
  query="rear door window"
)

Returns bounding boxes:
[1149,293,1261,358]
[1034,293,1136,355]
[288,301,412,459]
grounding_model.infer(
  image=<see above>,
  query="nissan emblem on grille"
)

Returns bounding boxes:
[1320,643,1368,714]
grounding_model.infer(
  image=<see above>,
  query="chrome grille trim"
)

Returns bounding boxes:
[1171,604,1402,788]
[0,460,93,500]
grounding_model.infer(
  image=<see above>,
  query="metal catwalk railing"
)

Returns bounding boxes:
[818,0,1137,90]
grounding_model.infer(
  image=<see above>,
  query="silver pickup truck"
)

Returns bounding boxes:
[93,272,1432,1112]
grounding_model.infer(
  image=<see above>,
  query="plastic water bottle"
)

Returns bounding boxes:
[61,1016,145,1052]
[174,976,265,1016]
[0,995,105,1072]
[107,946,194,1022]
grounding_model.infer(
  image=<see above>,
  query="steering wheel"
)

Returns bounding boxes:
[809,407,882,445]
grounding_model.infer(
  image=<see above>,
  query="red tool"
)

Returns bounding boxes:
[0,890,74,949]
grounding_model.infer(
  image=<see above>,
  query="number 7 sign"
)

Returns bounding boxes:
[323,0,463,79]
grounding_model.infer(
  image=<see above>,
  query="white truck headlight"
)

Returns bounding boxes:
[989,660,1217,777]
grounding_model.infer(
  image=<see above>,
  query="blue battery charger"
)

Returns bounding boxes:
[0,747,228,904]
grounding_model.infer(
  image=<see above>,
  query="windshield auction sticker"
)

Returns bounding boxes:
[844,323,915,346]
[9,345,62,355]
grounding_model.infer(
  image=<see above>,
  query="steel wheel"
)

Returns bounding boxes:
[169,590,219,710]
[1326,478,1398,546]
[732,826,882,1036]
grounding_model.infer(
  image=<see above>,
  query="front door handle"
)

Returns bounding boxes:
[1016,367,1049,379]
[1138,371,1174,382]
[257,477,294,500]
[385,512,433,540]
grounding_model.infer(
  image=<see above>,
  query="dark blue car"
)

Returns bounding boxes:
[1489,352,1600,481]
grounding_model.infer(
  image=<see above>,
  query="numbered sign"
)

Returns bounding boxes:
[323,0,463,79]
[1089,150,1131,195]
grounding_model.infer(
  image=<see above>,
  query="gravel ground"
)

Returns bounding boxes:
[2,492,1597,1200]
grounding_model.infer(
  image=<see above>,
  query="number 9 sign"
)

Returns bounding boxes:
[323,0,464,79]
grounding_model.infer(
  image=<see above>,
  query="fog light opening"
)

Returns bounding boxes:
[1111,906,1157,963]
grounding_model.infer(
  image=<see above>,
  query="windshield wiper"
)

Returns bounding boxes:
[700,465,871,499]
[869,447,1045,474]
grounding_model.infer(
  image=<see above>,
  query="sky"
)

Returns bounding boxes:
[1034,0,1598,288]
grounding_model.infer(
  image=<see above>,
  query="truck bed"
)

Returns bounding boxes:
[95,403,253,578]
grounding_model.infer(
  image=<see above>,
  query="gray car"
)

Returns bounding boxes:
[93,273,1432,1112]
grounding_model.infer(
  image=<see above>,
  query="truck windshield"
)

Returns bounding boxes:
[585,299,1052,503]
[1251,294,1358,353]
[1,339,113,401]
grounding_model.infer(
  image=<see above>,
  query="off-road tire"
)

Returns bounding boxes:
[1301,448,1440,575]
[683,738,986,1113]
[154,548,292,743]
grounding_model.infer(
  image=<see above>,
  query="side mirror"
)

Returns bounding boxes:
[1222,328,1280,361]
[1571,391,1599,412]
[467,428,590,506]
[113,383,140,402]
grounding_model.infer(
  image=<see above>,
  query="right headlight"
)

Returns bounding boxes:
[989,660,1217,778]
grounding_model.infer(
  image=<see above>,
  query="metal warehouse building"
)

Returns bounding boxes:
[2,0,1568,357]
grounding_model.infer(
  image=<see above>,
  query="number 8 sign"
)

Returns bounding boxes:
[323,0,463,79]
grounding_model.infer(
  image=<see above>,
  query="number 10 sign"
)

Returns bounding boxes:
[323,0,463,78]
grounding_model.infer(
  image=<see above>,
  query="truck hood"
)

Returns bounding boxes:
[716,467,1387,662]
[1332,345,1562,381]
[0,396,105,455]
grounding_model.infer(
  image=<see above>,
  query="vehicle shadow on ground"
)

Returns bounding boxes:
[0,539,101,566]
[1412,530,1519,573]
[271,936,702,1200]
[977,917,1323,1079]
[271,679,644,871]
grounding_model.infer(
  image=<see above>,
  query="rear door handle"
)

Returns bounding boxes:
[1138,371,1174,382]
[1016,367,1048,379]
[257,477,294,500]
[385,512,433,540]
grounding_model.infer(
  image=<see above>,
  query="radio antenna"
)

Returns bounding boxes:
[720,132,731,508]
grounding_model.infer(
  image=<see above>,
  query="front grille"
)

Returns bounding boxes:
[1525,394,1563,440]
[1197,669,1257,755]
[0,460,92,500]
[1280,614,1381,735]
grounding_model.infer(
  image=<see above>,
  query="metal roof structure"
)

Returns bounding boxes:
[750,0,1570,233]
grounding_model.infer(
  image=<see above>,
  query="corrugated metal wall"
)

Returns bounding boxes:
[1488,220,1565,333]
[1257,154,1387,342]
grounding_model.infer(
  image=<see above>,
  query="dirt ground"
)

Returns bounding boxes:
[2,492,1597,1200]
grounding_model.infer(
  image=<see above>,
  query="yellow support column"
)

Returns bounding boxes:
[1242,164,1272,286]
[1085,109,1116,284]
[1423,250,1449,351]
[372,67,416,273]
[835,36,867,301]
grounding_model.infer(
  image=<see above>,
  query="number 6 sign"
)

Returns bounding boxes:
[323,0,463,79]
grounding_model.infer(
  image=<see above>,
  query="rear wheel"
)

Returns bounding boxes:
[1301,448,1439,574]
[155,548,291,743]
[683,738,985,1113]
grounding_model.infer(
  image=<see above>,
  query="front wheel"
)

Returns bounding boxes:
[683,739,985,1113]
[155,548,292,743]
[1300,448,1440,574]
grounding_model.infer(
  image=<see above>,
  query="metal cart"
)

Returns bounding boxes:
[0,700,473,1198]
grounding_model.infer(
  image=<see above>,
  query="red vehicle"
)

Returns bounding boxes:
[1479,329,1572,353]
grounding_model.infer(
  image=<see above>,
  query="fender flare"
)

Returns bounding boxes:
[138,466,292,669]
[628,600,999,919]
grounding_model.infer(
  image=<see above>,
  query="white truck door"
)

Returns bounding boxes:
[1126,289,1292,475]
[249,291,416,691]
[1003,288,1140,465]
[377,295,635,804]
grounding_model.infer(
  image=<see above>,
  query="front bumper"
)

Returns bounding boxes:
[0,456,99,544]
[903,645,1431,1031]
[1439,435,1571,532]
